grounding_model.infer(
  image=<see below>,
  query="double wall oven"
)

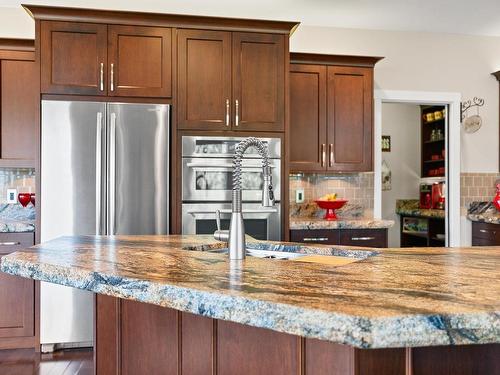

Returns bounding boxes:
[182,136,281,240]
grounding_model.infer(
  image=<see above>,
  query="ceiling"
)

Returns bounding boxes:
[1,0,500,37]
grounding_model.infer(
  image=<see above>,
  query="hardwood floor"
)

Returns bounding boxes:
[0,348,93,375]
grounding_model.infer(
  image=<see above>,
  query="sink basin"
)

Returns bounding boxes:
[202,241,379,265]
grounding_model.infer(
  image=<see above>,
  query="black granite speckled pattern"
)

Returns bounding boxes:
[467,201,500,224]
[1,235,499,349]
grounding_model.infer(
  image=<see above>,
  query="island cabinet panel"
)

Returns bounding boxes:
[40,21,108,95]
[120,300,178,375]
[327,66,373,172]
[177,29,285,132]
[232,32,285,132]
[177,29,232,130]
[181,312,215,375]
[1,59,38,160]
[108,25,172,98]
[94,295,499,375]
[289,64,327,171]
[217,320,299,375]
[0,232,35,348]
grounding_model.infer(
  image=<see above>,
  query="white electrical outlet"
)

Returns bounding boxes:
[295,188,305,203]
[6,188,17,204]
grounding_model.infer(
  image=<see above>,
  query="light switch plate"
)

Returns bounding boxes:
[295,188,305,203]
[7,188,17,203]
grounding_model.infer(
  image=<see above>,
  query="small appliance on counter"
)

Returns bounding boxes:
[419,182,446,210]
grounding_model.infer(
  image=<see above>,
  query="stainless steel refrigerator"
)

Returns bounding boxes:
[41,100,169,349]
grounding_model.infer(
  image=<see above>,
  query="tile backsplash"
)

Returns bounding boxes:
[0,168,35,204]
[460,172,500,208]
[289,173,374,218]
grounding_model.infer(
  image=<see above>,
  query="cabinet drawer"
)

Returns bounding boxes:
[0,233,34,255]
[290,230,339,245]
[471,222,500,244]
[339,229,387,248]
[472,223,500,246]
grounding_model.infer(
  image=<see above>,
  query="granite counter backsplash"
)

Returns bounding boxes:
[0,203,35,232]
[290,202,365,219]
[467,201,500,224]
[396,199,445,219]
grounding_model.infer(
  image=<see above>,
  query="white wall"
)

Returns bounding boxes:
[290,25,500,173]
[381,103,421,247]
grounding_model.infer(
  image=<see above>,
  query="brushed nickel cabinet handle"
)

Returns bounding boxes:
[0,241,21,246]
[235,100,239,126]
[110,63,114,92]
[351,237,376,241]
[302,237,329,242]
[225,99,230,126]
[479,229,495,235]
[99,63,104,91]
[329,144,334,167]
[321,144,326,167]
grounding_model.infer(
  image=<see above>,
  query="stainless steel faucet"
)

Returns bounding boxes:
[214,137,275,260]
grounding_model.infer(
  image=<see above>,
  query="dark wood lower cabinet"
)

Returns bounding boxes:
[95,295,499,375]
[290,228,388,248]
[0,232,37,350]
[472,221,500,246]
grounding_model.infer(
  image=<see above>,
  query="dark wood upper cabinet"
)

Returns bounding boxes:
[289,64,326,170]
[327,65,373,172]
[1,60,38,161]
[289,54,382,173]
[108,25,171,97]
[41,22,172,97]
[41,21,108,95]
[177,29,231,130]
[177,30,286,132]
[232,33,285,132]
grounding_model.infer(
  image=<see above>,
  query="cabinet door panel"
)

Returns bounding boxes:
[0,233,35,339]
[40,21,107,95]
[232,33,284,132]
[108,25,171,97]
[327,66,373,171]
[290,64,327,171]
[1,60,38,160]
[177,29,231,130]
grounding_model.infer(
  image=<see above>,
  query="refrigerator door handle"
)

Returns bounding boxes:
[96,112,103,235]
[109,112,117,235]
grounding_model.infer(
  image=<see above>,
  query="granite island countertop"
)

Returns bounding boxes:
[289,217,394,230]
[1,235,499,349]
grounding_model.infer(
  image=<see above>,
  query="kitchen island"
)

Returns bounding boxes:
[1,235,498,374]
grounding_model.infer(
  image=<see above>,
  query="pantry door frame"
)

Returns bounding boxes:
[373,90,461,247]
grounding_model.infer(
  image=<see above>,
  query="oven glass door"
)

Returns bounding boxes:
[182,158,281,202]
[182,203,281,241]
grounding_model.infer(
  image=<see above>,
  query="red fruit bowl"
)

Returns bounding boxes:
[314,199,348,220]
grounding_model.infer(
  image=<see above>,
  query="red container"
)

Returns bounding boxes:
[314,200,348,220]
[493,184,500,211]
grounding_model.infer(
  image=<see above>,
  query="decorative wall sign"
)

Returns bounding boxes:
[461,97,484,133]
[382,135,391,152]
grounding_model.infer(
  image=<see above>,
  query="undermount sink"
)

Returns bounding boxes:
[203,241,379,265]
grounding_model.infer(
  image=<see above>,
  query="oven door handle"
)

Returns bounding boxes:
[187,208,278,215]
[186,162,276,169]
